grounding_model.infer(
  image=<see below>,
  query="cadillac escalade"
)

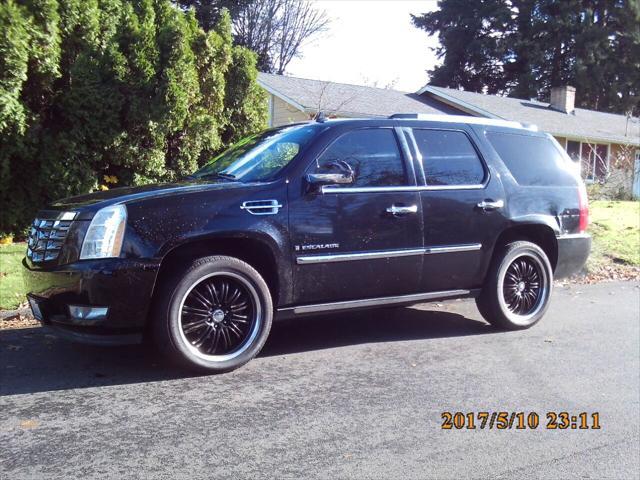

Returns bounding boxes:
[23,115,591,372]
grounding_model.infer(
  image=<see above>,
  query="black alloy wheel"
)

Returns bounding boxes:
[153,255,273,373]
[179,273,257,358]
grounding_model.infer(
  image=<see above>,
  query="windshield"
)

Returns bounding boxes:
[191,124,322,182]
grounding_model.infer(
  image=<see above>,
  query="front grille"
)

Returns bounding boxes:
[26,212,76,263]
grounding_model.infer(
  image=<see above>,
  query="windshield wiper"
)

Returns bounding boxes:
[191,171,238,181]
[215,172,237,180]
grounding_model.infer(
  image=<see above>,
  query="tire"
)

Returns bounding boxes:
[476,241,553,330]
[152,255,273,373]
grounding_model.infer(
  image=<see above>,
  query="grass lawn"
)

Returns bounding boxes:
[0,243,26,310]
[588,200,640,270]
[0,201,638,311]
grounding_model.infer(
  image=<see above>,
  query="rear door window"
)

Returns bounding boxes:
[412,129,485,186]
[486,132,577,186]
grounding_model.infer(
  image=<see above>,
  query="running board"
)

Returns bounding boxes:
[277,289,479,318]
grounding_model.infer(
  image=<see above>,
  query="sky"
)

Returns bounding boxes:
[286,0,440,93]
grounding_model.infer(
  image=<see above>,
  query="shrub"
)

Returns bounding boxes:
[0,0,266,237]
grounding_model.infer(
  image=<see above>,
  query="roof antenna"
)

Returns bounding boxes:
[314,111,327,123]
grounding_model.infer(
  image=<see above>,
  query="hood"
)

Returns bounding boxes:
[49,179,257,219]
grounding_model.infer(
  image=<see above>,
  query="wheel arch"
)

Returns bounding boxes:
[151,232,290,313]
[490,220,559,272]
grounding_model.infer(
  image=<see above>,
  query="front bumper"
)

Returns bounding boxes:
[23,257,160,343]
[555,233,591,279]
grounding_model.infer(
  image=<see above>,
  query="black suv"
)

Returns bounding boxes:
[23,115,591,372]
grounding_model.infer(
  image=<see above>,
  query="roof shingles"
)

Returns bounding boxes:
[257,72,640,146]
[424,85,640,146]
[258,72,452,118]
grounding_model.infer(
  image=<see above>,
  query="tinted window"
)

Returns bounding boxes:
[412,130,485,186]
[315,129,407,187]
[486,132,577,187]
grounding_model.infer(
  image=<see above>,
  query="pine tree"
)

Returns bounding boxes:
[413,0,640,114]
[411,0,514,94]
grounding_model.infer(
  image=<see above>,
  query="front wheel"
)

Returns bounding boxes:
[153,255,273,373]
[476,241,553,330]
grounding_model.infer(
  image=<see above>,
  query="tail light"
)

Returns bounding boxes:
[578,182,589,232]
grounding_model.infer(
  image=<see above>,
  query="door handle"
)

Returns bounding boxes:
[386,204,418,216]
[477,199,504,211]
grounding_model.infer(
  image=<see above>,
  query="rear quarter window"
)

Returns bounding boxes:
[486,132,577,187]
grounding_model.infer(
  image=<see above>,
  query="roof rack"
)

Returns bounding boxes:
[388,113,538,131]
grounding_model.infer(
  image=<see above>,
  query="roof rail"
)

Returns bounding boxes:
[388,113,538,131]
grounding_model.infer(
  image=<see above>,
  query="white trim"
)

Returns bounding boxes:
[257,79,307,113]
[579,141,582,165]
[633,150,640,199]
[416,85,502,119]
[267,95,274,127]
[551,132,637,146]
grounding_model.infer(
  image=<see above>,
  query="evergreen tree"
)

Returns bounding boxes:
[175,0,252,31]
[413,0,640,114]
[411,0,513,94]
[0,0,266,237]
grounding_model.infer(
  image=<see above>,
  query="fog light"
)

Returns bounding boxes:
[68,305,109,321]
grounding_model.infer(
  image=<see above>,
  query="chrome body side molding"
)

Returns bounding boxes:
[425,243,482,254]
[296,243,482,265]
[321,184,486,194]
[277,289,478,317]
[297,248,425,265]
[556,233,590,240]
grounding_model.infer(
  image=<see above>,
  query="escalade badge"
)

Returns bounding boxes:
[295,243,340,251]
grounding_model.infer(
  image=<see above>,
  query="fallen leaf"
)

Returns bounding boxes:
[20,419,38,429]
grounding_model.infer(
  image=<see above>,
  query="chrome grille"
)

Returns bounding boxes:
[26,212,76,263]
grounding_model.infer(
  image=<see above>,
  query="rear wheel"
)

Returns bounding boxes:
[153,256,272,372]
[476,241,552,330]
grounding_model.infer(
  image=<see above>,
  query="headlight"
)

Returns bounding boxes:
[80,205,127,260]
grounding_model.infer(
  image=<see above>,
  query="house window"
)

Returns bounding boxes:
[562,140,609,182]
[566,141,580,162]
[582,143,609,181]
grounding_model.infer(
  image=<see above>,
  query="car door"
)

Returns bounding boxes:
[406,126,507,292]
[288,126,424,305]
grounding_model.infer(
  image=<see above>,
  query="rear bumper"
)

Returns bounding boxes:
[554,233,591,279]
[23,257,160,342]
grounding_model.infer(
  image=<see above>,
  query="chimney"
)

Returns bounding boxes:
[549,85,576,114]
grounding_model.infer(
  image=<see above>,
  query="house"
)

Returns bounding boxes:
[257,72,640,198]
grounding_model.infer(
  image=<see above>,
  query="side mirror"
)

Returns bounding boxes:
[305,161,354,191]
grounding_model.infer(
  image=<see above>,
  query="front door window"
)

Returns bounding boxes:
[313,128,408,187]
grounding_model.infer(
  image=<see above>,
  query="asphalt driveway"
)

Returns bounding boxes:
[1,281,639,479]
